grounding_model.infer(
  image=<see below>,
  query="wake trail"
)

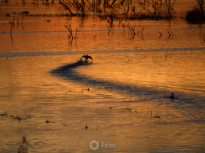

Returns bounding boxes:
[50,60,205,109]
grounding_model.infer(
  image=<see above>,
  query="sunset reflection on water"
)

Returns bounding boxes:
[0,1,205,152]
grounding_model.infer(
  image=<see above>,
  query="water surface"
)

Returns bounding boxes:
[0,4,205,153]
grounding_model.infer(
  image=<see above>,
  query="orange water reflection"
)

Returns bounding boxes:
[0,2,205,152]
[78,51,205,96]
[0,52,205,152]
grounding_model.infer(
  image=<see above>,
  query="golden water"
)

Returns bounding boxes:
[0,1,205,152]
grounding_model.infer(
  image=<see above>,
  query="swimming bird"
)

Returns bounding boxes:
[80,54,93,63]
[169,92,175,99]
[81,54,93,60]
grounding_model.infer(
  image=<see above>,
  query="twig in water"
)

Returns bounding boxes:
[9,18,15,33]
[74,28,77,39]
[141,27,144,40]
[159,31,162,38]
[65,25,73,40]
[167,29,174,40]
[129,26,136,39]
[65,24,78,46]
[167,29,171,38]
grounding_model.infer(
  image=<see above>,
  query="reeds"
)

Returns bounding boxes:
[9,18,15,33]
[129,26,136,39]
[9,18,15,42]
[138,27,144,40]
[129,26,144,40]
[65,24,77,46]
[167,29,174,40]
[65,24,77,40]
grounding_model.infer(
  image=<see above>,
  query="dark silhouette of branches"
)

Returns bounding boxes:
[150,0,168,19]
[0,0,176,21]
[164,0,175,19]
[137,0,150,10]
[59,0,74,15]
[59,0,86,16]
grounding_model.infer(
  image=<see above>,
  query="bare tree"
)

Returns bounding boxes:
[59,0,86,16]
[150,0,167,18]
[59,0,74,15]
[137,0,150,10]
[164,0,175,19]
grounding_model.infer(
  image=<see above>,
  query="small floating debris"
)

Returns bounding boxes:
[0,113,7,116]
[21,11,29,15]
[109,107,112,109]
[85,125,88,130]
[45,120,55,123]
[12,115,30,122]
[121,108,132,113]
[81,88,90,92]
[0,113,31,122]
[151,111,160,118]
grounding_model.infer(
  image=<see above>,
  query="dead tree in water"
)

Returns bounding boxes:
[59,0,86,16]
[164,0,175,19]
[59,0,74,15]
[150,0,168,19]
